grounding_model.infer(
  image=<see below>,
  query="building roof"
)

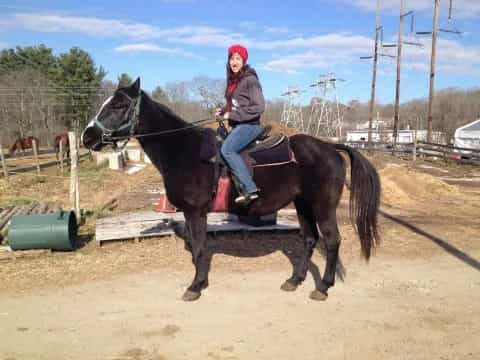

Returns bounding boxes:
[456,119,480,132]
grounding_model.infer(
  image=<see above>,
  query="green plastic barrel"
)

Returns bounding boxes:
[8,210,77,251]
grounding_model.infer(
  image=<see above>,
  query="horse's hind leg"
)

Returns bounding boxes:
[182,211,211,301]
[310,208,340,301]
[281,197,320,292]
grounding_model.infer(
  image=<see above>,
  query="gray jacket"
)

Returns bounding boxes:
[227,66,265,127]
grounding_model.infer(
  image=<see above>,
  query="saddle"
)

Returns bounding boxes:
[200,125,295,169]
[155,124,296,214]
[199,124,296,212]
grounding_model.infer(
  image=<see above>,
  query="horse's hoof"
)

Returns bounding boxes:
[309,289,328,301]
[280,280,298,292]
[182,290,201,302]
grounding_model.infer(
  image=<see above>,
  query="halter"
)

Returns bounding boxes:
[93,90,141,150]
[92,89,222,150]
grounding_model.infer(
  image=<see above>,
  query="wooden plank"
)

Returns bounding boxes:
[0,206,22,232]
[0,206,13,219]
[37,203,49,214]
[24,203,39,215]
[95,209,299,244]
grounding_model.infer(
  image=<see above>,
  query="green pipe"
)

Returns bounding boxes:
[8,210,77,251]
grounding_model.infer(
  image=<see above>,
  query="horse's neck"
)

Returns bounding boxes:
[138,95,201,174]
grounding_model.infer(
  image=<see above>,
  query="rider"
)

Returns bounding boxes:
[216,44,265,205]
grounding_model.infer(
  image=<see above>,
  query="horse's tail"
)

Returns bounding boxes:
[335,144,381,260]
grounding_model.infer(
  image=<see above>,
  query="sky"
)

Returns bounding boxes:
[1,0,479,105]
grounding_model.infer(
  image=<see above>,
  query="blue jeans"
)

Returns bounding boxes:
[221,124,263,194]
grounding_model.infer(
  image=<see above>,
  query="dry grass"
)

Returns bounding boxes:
[1,141,479,294]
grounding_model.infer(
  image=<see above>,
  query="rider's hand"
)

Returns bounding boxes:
[223,112,230,120]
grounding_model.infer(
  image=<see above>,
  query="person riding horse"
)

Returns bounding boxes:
[216,44,265,206]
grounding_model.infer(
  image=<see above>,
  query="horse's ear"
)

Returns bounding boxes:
[131,77,141,93]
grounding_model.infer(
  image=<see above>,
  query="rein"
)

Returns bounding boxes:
[109,117,218,141]
[92,89,225,151]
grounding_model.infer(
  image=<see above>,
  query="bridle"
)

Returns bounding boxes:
[92,90,141,150]
[91,90,222,150]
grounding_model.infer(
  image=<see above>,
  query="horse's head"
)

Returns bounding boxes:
[82,77,141,151]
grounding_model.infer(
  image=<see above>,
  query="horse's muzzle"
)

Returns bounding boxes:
[81,124,103,151]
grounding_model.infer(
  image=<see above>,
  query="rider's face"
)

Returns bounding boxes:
[229,53,244,74]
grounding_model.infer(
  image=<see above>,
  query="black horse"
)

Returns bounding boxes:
[82,78,381,302]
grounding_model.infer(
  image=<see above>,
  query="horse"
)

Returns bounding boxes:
[82,78,381,302]
[9,136,40,156]
[53,133,70,162]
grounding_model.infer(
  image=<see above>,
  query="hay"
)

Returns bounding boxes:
[379,165,459,207]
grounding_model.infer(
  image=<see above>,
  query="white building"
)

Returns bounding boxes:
[454,119,480,150]
[346,129,445,144]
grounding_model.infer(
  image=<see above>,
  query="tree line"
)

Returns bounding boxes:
[342,87,480,141]
[1,44,478,148]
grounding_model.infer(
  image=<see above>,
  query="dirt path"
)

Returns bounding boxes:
[1,249,479,360]
[1,155,479,359]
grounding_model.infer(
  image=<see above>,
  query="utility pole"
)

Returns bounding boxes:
[392,0,405,150]
[427,0,440,143]
[368,0,381,147]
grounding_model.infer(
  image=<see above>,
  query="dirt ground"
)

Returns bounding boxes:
[0,152,479,360]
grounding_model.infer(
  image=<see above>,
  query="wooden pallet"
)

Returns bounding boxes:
[95,209,300,245]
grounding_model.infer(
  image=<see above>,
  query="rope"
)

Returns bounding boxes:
[109,117,218,141]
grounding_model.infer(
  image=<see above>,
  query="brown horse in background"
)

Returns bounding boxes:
[9,136,39,156]
[54,133,70,162]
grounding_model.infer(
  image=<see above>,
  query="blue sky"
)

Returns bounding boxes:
[1,0,479,105]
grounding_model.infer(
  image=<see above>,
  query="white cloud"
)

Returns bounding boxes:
[344,0,480,19]
[261,33,374,73]
[4,11,478,76]
[263,52,328,74]
[114,43,205,59]
[167,31,249,47]
[400,36,480,75]
[11,13,161,39]
[5,12,227,41]
[253,33,373,51]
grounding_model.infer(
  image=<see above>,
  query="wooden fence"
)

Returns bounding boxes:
[344,140,480,165]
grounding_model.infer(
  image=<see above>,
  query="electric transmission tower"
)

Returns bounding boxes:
[280,86,305,131]
[306,73,345,138]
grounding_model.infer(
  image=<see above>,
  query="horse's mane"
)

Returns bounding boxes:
[143,91,203,134]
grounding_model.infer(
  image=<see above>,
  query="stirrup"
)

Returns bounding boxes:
[235,192,259,205]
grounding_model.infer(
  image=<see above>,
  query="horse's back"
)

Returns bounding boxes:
[289,133,345,172]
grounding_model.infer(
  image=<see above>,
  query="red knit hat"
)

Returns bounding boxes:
[228,44,248,63]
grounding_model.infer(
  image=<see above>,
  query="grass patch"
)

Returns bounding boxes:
[78,157,109,179]
[10,197,36,207]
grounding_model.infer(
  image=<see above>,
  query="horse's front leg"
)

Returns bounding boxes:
[182,211,210,301]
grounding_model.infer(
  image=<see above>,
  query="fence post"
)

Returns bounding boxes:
[32,139,41,175]
[412,137,417,164]
[68,132,80,222]
[0,143,8,180]
[59,139,64,172]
